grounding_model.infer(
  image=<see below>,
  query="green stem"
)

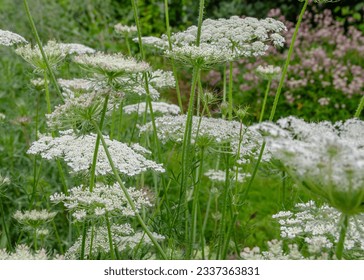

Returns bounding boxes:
[44,72,52,115]
[92,120,167,259]
[0,200,11,250]
[105,212,115,260]
[89,94,110,192]
[269,0,308,122]
[228,61,234,120]
[354,95,364,118]
[188,146,205,258]
[23,0,64,102]
[164,0,183,113]
[259,79,271,122]
[80,222,88,260]
[196,0,205,47]
[335,213,349,260]
[175,66,199,235]
[217,151,231,259]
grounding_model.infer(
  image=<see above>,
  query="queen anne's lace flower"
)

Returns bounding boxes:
[256,65,281,80]
[114,23,137,35]
[0,245,63,260]
[74,52,150,74]
[15,40,67,72]
[58,43,95,55]
[140,115,243,145]
[272,201,364,256]
[50,183,151,221]
[261,116,364,214]
[148,69,175,89]
[65,224,164,259]
[123,102,180,115]
[204,169,250,183]
[0,29,27,46]
[27,130,165,176]
[13,209,56,223]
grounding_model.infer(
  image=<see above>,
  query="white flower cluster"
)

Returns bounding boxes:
[0,29,27,46]
[256,65,281,80]
[50,183,151,221]
[240,239,306,260]
[58,78,99,98]
[272,201,364,255]
[148,69,175,89]
[0,245,63,260]
[204,169,250,183]
[114,23,137,35]
[13,209,56,223]
[123,102,180,116]
[165,44,234,69]
[260,116,364,212]
[27,130,165,176]
[58,43,95,55]
[140,115,243,145]
[46,91,121,130]
[74,52,150,74]
[15,40,67,72]
[65,224,164,259]
[142,16,286,67]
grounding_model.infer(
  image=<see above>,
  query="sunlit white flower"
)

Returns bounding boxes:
[50,183,152,221]
[28,130,165,176]
[0,245,63,260]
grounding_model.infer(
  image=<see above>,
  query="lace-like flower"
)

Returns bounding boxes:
[0,29,27,46]
[27,130,165,176]
[123,102,180,116]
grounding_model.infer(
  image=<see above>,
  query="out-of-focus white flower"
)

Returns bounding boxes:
[58,43,95,55]
[0,245,63,260]
[114,23,137,35]
[256,65,281,80]
[0,29,27,46]
[261,116,364,214]
[123,102,180,116]
[15,40,66,72]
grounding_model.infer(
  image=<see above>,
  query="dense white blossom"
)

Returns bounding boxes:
[240,240,306,260]
[256,65,281,80]
[27,130,165,176]
[74,52,150,74]
[114,23,137,35]
[140,115,243,145]
[58,43,95,55]
[65,224,164,259]
[123,102,180,115]
[46,91,122,130]
[272,201,364,255]
[165,44,233,68]
[15,40,67,72]
[13,210,56,229]
[0,29,27,46]
[148,69,175,89]
[260,116,364,213]
[50,183,151,221]
[204,169,250,183]
[0,245,63,260]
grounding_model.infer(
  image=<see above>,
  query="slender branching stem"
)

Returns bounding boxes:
[92,120,167,259]
[23,0,64,102]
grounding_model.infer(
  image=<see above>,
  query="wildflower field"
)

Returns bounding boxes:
[0,0,364,260]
